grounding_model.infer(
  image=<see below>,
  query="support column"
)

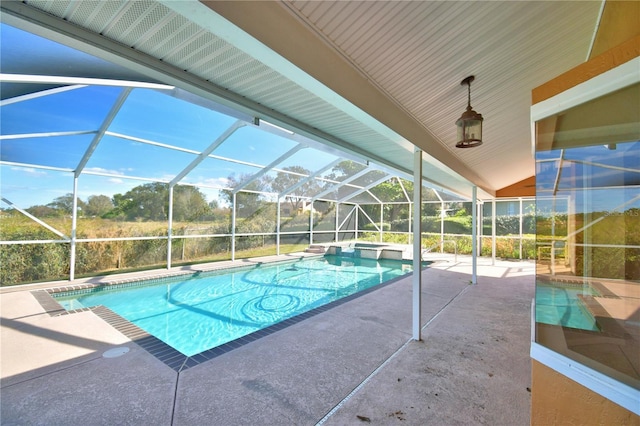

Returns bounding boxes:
[276,198,281,255]
[471,186,478,285]
[408,201,412,245]
[380,203,384,243]
[440,200,445,253]
[355,205,359,241]
[519,198,523,260]
[492,199,496,265]
[412,148,423,341]
[69,176,79,281]
[167,185,174,269]
[335,203,339,242]
[231,193,237,261]
[309,200,314,245]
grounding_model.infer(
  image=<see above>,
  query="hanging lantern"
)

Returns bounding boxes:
[455,76,483,148]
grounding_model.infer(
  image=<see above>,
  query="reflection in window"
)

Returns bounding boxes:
[536,135,640,389]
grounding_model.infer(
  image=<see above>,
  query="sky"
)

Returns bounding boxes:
[0,24,345,209]
[0,83,342,208]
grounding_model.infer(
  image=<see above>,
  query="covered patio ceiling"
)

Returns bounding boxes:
[0,1,604,199]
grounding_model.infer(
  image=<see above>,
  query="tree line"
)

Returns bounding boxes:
[7,161,443,223]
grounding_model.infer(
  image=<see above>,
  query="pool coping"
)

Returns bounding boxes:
[31,257,426,372]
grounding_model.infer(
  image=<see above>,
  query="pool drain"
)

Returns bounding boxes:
[103,346,130,358]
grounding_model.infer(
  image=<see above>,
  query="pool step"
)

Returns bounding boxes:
[305,244,326,254]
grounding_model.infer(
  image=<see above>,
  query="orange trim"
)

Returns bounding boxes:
[496,176,535,198]
[532,35,640,105]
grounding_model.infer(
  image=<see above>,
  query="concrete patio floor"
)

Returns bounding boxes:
[1,254,535,425]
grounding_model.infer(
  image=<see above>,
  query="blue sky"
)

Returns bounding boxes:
[0,83,341,208]
[0,23,344,209]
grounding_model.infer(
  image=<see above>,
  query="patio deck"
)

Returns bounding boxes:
[1,254,535,425]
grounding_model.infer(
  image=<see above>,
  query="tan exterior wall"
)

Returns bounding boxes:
[531,361,639,425]
[531,2,640,423]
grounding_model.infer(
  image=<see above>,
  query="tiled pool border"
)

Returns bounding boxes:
[31,258,424,372]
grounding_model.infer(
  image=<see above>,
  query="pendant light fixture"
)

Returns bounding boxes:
[455,75,483,148]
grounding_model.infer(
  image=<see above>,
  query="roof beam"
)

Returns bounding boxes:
[278,158,341,198]
[75,87,132,177]
[0,73,174,90]
[312,168,371,201]
[337,173,391,204]
[232,144,305,194]
[171,120,246,187]
[0,84,87,107]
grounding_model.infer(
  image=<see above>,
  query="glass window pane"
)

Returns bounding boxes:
[536,99,640,390]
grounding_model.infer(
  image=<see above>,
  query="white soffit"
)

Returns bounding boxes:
[282,1,603,191]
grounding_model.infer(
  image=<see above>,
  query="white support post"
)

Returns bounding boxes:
[491,199,496,266]
[335,203,339,242]
[471,186,478,285]
[309,200,314,245]
[519,198,523,260]
[231,193,237,261]
[408,201,412,245]
[276,198,281,255]
[437,203,443,253]
[479,200,483,255]
[69,176,79,281]
[412,148,423,341]
[355,205,359,241]
[380,203,384,243]
[167,185,174,269]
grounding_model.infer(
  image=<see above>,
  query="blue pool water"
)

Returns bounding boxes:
[535,284,598,331]
[55,255,415,356]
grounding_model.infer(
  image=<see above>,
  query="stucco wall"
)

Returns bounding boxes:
[531,361,638,425]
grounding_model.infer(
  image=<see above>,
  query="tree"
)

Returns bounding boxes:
[366,177,419,222]
[111,183,168,221]
[84,195,114,217]
[326,160,367,181]
[109,183,210,221]
[47,193,85,216]
[271,166,320,214]
[172,185,210,221]
[219,173,269,218]
[25,205,59,218]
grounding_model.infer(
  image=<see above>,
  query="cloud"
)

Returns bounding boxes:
[84,167,125,176]
[11,167,47,176]
[202,177,230,188]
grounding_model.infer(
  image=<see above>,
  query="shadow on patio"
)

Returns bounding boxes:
[1,255,534,425]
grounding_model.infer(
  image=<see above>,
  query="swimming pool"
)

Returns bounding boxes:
[54,255,416,356]
[535,283,598,331]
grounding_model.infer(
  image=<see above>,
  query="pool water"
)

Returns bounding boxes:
[55,255,415,356]
[535,284,599,331]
